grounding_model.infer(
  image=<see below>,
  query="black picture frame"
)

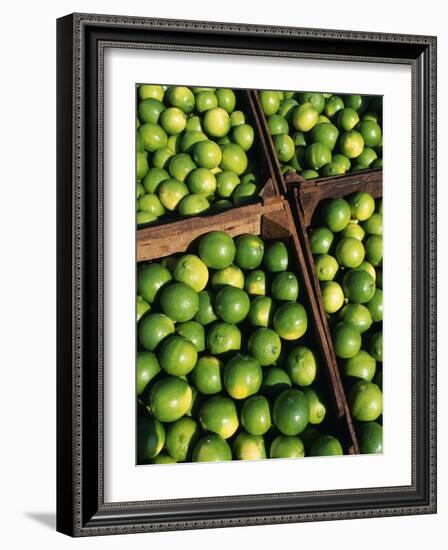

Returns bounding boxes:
[56,13,437,537]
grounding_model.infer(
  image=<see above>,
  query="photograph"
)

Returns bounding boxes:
[135,85,383,464]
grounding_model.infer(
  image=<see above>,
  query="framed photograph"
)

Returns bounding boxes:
[56,13,437,536]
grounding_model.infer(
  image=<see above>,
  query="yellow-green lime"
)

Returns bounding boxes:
[178,194,210,216]
[365,235,383,266]
[292,102,319,132]
[143,167,169,194]
[241,395,271,435]
[166,86,195,113]
[195,90,218,113]
[159,282,199,322]
[335,237,365,268]
[137,263,172,303]
[159,335,198,376]
[339,303,373,334]
[138,194,166,217]
[232,124,254,151]
[305,143,332,170]
[139,123,168,152]
[343,350,376,382]
[136,152,149,179]
[369,331,383,362]
[223,354,262,399]
[199,231,236,269]
[362,213,383,235]
[333,322,362,359]
[263,241,289,272]
[349,191,375,221]
[245,270,266,295]
[273,389,309,435]
[194,290,218,325]
[314,254,339,281]
[273,134,295,162]
[358,260,377,281]
[192,434,232,462]
[216,171,240,197]
[271,271,299,301]
[159,107,186,135]
[216,88,236,113]
[193,140,222,169]
[310,122,339,150]
[138,313,175,351]
[249,296,274,327]
[270,435,305,458]
[342,222,365,241]
[139,84,164,102]
[259,90,280,116]
[268,114,289,135]
[234,234,264,269]
[359,422,383,454]
[187,168,216,197]
[357,120,382,147]
[152,146,175,169]
[339,130,365,159]
[320,281,345,313]
[168,153,196,182]
[176,321,205,352]
[336,107,359,131]
[324,95,344,118]
[206,322,241,355]
[192,356,223,395]
[136,295,150,321]
[138,98,165,124]
[203,107,231,138]
[303,388,326,424]
[180,130,207,153]
[323,198,351,232]
[149,376,192,422]
[309,227,334,254]
[136,351,161,396]
[165,417,201,462]
[199,395,239,438]
[357,147,378,167]
[136,211,156,225]
[261,367,292,398]
[248,328,282,366]
[273,302,308,340]
[297,92,325,114]
[158,179,189,211]
[286,346,317,386]
[343,269,376,303]
[310,435,343,456]
[349,380,383,421]
[233,182,259,205]
[233,432,266,460]
[367,289,383,322]
[173,254,209,292]
[215,287,250,324]
[219,143,248,175]
[332,153,351,172]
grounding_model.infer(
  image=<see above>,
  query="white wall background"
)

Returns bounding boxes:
[0,0,445,548]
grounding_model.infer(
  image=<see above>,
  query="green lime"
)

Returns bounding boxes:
[335,237,365,268]
[232,182,259,205]
[336,107,359,131]
[216,171,240,197]
[158,179,189,211]
[344,94,364,111]
[193,140,222,169]
[194,290,217,325]
[150,454,176,464]
[278,98,298,120]
[233,432,266,460]
[160,282,199,322]
[165,417,201,462]
[357,147,378,168]
[292,102,319,132]
[365,235,383,266]
[192,434,232,462]
[159,335,198,376]
[268,114,289,135]
[245,270,266,295]
[139,123,168,152]
[339,130,365,159]
[362,213,383,235]
[211,265,244,290]
[203,107,231,138]
[220,143,248,175]
[187,168,216,197]
[369,332,383,362]
[367,289,383,322]
[314,254,339,281]
[176,321,205,352]
[349,192,376,221]
[136,152,149,180]
[136,182,145,199]
[241,396,271,435]
[323,198,351,232]
[350,380,383,421]
[321,162,345,176]
[192,356,222,395]
[271,271,299,301]
[306,143,332,170]
[359,422,383,454]
[357,120,382,147]
[139,84,164,102]
[343,269,376,303]
[167,133,182,153]
[173,254,209,292]
[263,241,289,272]
[273,389,309,435]
[232,124,254,151]
[180,130,207,153]
[261,367,292,397]
[286,346,317,386]
[230,110,245,126]
[136,211,156,225]
[248,328,282,366]
[309,227,334,254]
[298,92,325,114]
[178,194,210,216]
[310,435,343,456]
[138,98,165,124]
[234,234,264,270]
[138,194,165,217]
[159,107,186,135]
[137,263,172,303]
[195,90,218,113]
[199,231,236,269]
[373,159,383,169]
[358,260,377,282]
[320,281,344,313]
[324,95,344,118]
[186,387,201,419]
[168,153,196,182]
[136,295,150,321]
[270,435,304,458]
[224,354,262,399]
[138,313,175,351]
[310,123,339,150]
[199,395,239,438]
[343,350,376,382]
[185,115,203,133]
[301,169,319,179]
[259,90,280,116]
[137,415,165,462]
[136,351,161,395]
[166,86,195,113]
[273,302,308,340]
[215,287,250,324]
[339,303,373,333]
[303,388,326,424]
[249,296,274,327]
[149,376,192,422]
[143,167,169,194]
[152,146,175,169]
[332,153,351,172]
[342,222,365,241]
[273,134,295,162]
[215,88,236,113]
[206,322,241,355]
[333,322,362,359]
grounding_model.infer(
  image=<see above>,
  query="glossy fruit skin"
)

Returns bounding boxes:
[216,88,236,113]
[273,302,308,340]
[343,350,376,382]
[233,432,267,460]
[165,417,201,462]
[168,154,196,182]
[241,395,272,435]
[339,303,373,334]
[232,124,254,151]
[193,140,222,169]
[192,356,222,395]
[323,198,351,232]
[269,435,305,458]
[248,328,282,366]
[180,130,207,153]
[199,231,236,269]
[332,322,362,359]
[365,235,383,266]
[367,289,383,322]
[159,282,199,322]
[138,98,165,124]
[176,321,205,352]
[349,380,383,421]
[292,102,319,132]
[223,354,262,399]
[234,234,265,270]
[160,107,186,135]
[137,263,172,303]
[136,351,161,395]
[306,143,332,170]
[194,290,217,325]
[359,422,383,454]
[149,376,192,423]
[211,266,245,290]
[342,222,365,242]
[158,335,198,376]
[369,331,383,362]
[286,346,317,387]
[139,123,168,152]
[336,107,360,131]
[245,270,266,296]
[362,213,383,236]
[303,388,326,425]
[137,415,166,462]
[139,84,164,102]
[310,122,339,150]
[357,120,382,147]
[195,90,218,113]
[143,167,170,194]
[314,254,339,281]
[339,130,365,159]
[249,296,274,328]
[152,147,175,170]
[261,367,292,398]
[173,254,209,292]
[343,269,376,304]
[198,395,239,439]
[138,313,175,351]
[273,389,309,435]
[268,114,289,135]
[263,241,289,272]
[310,435,343,456]
[219,143,248,175]
[335,237,365,268]
[187,168,216,197]
[206,322,241,355]
[309,227,334,254]
[215,287,250,324]
[273,134,295,162]
[166,86,195,113]
[192,434,232,462]
[136,295,151,322]
[158,179,189,211]
[150,454,176,464]
[271,271,299,301]
[259,90,280,116]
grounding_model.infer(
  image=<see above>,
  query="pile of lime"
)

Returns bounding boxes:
[309,191,383,454]
[136,85,263,226]
[136,230,345,464]
[258,90,382,179]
